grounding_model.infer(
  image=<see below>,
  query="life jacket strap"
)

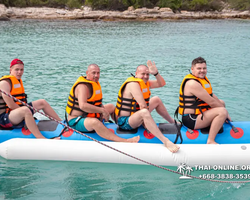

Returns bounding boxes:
[173,120,183,144]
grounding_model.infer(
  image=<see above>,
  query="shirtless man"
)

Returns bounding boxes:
[66,64,139,143]
[114,60,179,153]
[0,58,62,139]
[178,57,230,144]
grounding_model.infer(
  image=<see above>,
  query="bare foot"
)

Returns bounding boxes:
[52,137,61,140]
[207,140,218,144]
[174,121,181,125]
[164,140,180,153]
[126,136,140,143]
[169,120,181,125]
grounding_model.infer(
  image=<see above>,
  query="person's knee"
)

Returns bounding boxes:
[139,108,151,118]
[219,107,228,118]
[90,118,102,127]
[21,106,33,116]
[106,103,115,113]
[219,99,226,107]
[40,99,48,107]
[151,96,162,104]
[154,96,161,102]
[111,104,115,113]
[109,104,115,109]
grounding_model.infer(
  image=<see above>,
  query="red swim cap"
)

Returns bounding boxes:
[10,59,24,68]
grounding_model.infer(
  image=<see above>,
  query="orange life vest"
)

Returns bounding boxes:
[66,76,103,118]
[115,77,151,117]
[178,74,212,115]
[0,75,27,113]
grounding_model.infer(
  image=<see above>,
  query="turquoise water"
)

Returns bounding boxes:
[0,19,250,199]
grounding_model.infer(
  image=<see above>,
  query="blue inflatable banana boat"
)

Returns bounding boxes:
[0,120,247,144]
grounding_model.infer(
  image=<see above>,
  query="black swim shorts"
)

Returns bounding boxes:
[182,114,198,130]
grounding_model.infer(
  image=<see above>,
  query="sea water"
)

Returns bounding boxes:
[0,19,250,199]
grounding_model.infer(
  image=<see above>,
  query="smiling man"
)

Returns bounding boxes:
[178,57,230,144]
[66,64,139,143]
[0,58,62,139]
[114,60,179,153]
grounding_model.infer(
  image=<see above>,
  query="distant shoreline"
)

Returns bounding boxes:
[0,4,250,21]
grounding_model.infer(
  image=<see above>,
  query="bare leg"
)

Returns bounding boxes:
[104,103,115,114]
[84,118,139,143]
[149,96,175,123]
[32,99,62,121]
[128,109,179,153]
[8,107,59,139]
[195,107,228,144]
[104,103,115,121]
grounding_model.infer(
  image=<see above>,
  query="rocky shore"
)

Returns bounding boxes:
[0,4,250,21]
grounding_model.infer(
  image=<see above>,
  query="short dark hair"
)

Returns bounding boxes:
[192,57,206,66]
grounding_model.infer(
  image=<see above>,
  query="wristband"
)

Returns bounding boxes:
[153,72,159,76]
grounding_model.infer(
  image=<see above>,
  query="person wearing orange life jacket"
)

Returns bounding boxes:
[115,60,179,153]
[0,59,62,139]
[178,57,231,144]
[66,64,139,143]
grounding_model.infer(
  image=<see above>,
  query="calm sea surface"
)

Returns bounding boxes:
[0,19,250,199]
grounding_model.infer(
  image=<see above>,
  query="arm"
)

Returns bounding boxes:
[213,94,231,120]
[0,80,20,110]
[76,84,106,114]
[213,94,226,106]
[100,104,110,121]
[147,60,166,89]
[127,82,147,110]
[187,80,224,108]
[212,94,219,101]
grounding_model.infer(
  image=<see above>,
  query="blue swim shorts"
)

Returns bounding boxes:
[68,116,92,133]
[117,116,133,130]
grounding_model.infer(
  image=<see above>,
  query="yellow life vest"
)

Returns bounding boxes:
[178,74,212,115]
[66,76,103,118]
[115,77,151,117]
[0,75,27,113]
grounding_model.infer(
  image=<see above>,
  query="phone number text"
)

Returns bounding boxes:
[199,174,250,179]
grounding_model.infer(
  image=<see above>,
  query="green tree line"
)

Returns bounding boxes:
[0,0,249,11]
